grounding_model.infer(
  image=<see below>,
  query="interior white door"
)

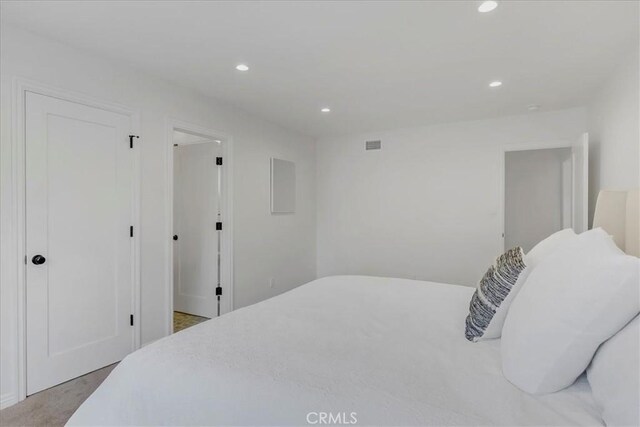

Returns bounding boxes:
[572,133,589,233]
[173,142,219,318]
[25,92,134,395]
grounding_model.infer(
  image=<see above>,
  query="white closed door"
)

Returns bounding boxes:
[173,142,219,318]
[26,92,135,395]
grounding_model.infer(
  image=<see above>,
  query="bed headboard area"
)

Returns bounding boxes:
[593,189,639,257]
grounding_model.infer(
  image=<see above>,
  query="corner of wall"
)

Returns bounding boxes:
[587,47,640,226]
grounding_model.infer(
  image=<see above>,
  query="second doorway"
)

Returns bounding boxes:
[172,130,223,330]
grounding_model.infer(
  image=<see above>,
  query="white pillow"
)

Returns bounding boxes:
[501,228,640,394]
[587,316,640,426]
[468,228,577,341]
[524,228,577,268]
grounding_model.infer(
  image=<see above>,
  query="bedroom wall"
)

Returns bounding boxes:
[316,108,587,286]
[587,48,640,224]
[0,25,316,407]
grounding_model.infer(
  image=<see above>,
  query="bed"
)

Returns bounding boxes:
[68,276,602,426]
[68,190,637,426]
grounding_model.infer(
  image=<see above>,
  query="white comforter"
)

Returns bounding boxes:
[68,276,603,426]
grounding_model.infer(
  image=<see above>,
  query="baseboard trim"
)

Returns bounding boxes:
[0,392,18,410]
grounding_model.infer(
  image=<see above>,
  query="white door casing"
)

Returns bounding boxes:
[173,141,220,318]
[25,91,135,394]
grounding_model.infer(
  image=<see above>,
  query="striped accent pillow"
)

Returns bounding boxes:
[465,247,528,342]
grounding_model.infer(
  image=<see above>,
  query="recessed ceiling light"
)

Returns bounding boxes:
[527,104,541,111]
[214,139,222,144]
[478,1,498,13]
[321,107,331,113]
[235,64,249,71]
[489,81,502,88]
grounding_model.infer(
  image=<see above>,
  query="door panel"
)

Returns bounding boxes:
[26,92,134,394]
[572,133,589,233]
[173,142,219,318]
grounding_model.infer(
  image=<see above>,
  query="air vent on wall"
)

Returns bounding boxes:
[365,140,381,150]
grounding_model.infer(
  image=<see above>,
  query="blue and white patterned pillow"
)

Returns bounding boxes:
[465,247,528,342]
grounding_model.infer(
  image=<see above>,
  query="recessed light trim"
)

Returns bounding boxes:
[489,81,503,88]
[478,1,498,13]
[321,107,331,113]
[235,64,249,71]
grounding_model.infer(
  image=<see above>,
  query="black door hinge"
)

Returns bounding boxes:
[216,222,222,231]
[130,226,134,237]
[130,314,134,326]
[129,135,139,148]
[216,286,222,296]
[216,157,223,165]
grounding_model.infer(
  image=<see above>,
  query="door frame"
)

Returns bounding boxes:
[12,78,141,403]
[499,140,576,251]
[165,118,234,334]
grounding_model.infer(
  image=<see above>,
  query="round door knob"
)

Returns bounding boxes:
[32,255,46,265]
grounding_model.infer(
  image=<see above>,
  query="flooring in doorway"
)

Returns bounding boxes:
[174,311,209,332]
[0,364,117,427]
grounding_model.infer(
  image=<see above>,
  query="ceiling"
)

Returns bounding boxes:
[2,1,637,138]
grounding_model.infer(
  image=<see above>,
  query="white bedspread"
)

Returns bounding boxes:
[68,276,603,426]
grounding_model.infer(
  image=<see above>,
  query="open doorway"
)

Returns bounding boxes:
[502,134,588,252]
[505,147,572,252]
[168,124,233,334]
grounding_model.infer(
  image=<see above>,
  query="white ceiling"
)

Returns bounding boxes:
[2,1,637,137]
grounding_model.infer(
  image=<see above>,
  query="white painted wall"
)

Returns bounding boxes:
[316,108,587,286]
[0,25,316,407]
[504,148,572,253]
[588,49,640,223]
